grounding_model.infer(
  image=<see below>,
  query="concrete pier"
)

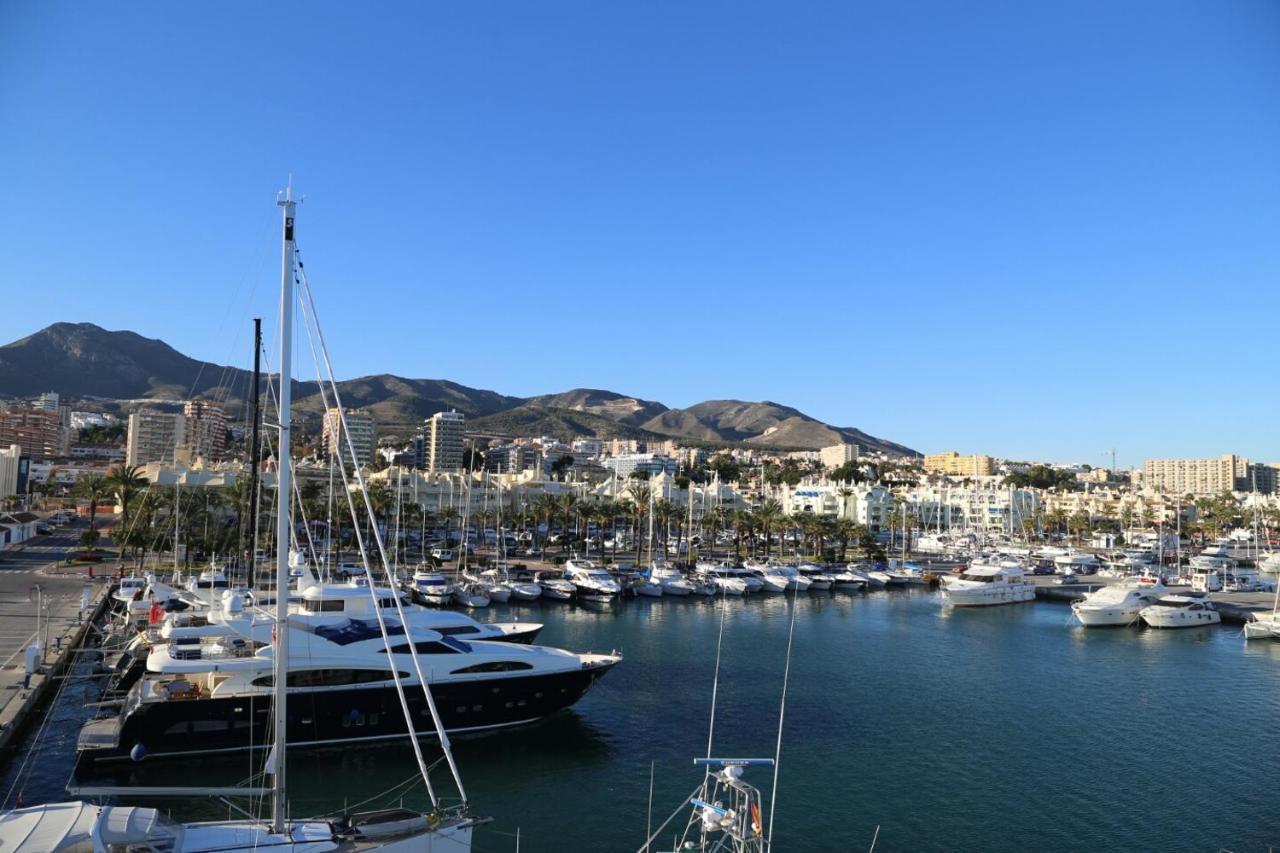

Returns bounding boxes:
[1030,574,1274,625]
[0,520,115,758]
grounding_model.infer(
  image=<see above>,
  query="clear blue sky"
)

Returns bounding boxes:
[3,2,1279,466]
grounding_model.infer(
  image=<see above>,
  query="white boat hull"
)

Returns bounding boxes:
[1071,604,1144,626]
[1141,609,1221,628]
[942,584,1036,607]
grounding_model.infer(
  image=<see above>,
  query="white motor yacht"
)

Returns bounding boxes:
[562,559,622,600]
[535,572,575,601]
[408,569,454,606]
[796,563,834,591]
[941,561,1035,607]
[861,568,890,588]
[649,562,695,596]
[1072,576,1166,626]
[748,565,810,593]
[1053,552,1101,576]
[828,568,868,591]
[694,564,748,595]
[1140,595,1221,628]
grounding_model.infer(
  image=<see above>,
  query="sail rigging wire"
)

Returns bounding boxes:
[294,251,469,808]
[766,585,801,850]
[287,268,440,810]
[704,567,730,759]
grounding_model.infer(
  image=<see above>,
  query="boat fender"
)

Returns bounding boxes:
[130,742,147,762]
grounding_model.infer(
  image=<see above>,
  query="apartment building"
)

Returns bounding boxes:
[126,410,185,466]
[425,410,465,473]
[181,400,227,461]
[1142,454,1252,496]
[819,443,859,469]
[322,408,376,468]
[0,407,69,461]
[923,451,994,477]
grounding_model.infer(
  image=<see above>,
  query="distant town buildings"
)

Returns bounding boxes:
[1140,454,1275,496]
[322,408,376,468]
[923,451,994,477]
[424,410,466,472]
[602,452,679,479]
[126,409,184,466]
[70,411,118,431]
[0,407,69,461]
[33,391,60,411]
[819,443,859,469]
[181,400,227,461]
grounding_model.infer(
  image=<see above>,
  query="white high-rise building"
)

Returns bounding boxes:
[0,444,21,498]
[425,410,466,473]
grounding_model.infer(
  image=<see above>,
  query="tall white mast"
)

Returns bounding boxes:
[271,185,296,833]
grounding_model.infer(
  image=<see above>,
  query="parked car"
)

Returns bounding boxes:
[1053,573,1080,585]
[36,524,52,535]
[1031,563,1055,576]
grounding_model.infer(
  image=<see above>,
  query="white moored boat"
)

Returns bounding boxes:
[941,561,1035,607]
[1140,595,1221,628]
[649,563,695,596]
[1071,576,1166,627]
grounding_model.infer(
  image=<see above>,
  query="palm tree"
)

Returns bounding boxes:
[833,518,862,561]
[75,474,109,531]
[754,499,783,558]
[557,492,579,552]
[106,464,147,539]
[625,482,651,562]
[732,509,754,560]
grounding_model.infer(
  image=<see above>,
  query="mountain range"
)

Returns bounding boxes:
[0,323,918,455]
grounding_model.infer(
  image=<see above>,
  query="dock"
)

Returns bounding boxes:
[0,522,115,758]
[1030,574,1275,625]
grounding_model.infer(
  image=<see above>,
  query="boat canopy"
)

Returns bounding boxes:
[0,802,182,852]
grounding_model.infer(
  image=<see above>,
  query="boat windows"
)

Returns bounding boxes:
[301,598,345,613]
[382,636,473,654]
[451,661,535,674]
[251,668,407,687]
[436,625,480,636]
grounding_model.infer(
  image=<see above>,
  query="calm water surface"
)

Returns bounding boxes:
[7,589,1280,851]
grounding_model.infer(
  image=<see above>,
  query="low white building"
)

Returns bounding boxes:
[903,484,1040,534]
[775,482,895,532]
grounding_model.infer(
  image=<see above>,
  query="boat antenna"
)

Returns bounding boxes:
[766,584,801,849]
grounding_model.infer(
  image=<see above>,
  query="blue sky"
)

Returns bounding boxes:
[2,2,1278,465]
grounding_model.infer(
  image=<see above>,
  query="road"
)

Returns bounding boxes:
[0,515,114,746]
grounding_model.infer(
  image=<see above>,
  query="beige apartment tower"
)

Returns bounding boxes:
[322,408,376,468]
[923,451,994,477]
[126,410,185,466]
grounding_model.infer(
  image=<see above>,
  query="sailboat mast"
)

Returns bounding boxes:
[271,186,296,833]
[248,317,262,589]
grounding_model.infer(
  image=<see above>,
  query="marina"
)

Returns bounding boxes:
[5,574,1280,850]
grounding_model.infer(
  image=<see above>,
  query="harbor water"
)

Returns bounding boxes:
[7,587,1280,851]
